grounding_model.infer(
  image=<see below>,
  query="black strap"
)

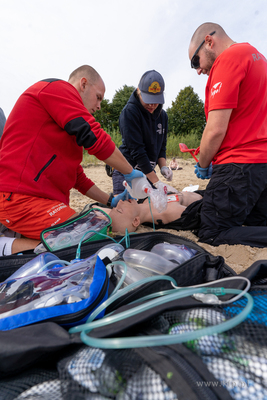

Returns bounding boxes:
[134,346,199,400]
[167,343,233,400]
[106,193,114,207]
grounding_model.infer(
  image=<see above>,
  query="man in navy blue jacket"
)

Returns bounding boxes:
[0,108,6,138]
[112,70,176,194]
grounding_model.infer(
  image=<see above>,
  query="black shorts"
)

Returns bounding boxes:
[198,163,267,246]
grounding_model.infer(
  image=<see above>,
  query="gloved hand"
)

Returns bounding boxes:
[124,169,145,188]
[194,162,213,179]
[154,180,178,194]
[110,189,133,208]
[160,166,173,181]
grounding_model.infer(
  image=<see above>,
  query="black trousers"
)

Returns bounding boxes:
[198,163,267,247]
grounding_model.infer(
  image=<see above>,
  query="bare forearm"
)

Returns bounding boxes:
[157,157,167,169]
[104,147,133,174]
[199,109,232,168]
[199,129,225,167]
[145,158,167,183]
[85,185,110,205]
[146,170,159,184]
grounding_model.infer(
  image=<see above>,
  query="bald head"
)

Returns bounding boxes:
[189,23,235,73]
[190,23,228,47]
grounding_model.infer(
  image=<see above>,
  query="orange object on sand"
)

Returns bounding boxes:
[179,143,199,162]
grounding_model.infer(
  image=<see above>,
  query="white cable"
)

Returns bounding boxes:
[171,276,251,305]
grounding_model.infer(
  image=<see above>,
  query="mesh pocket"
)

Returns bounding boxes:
[161,289,267,400]
[58,347,178,399]
[0,369,59,400]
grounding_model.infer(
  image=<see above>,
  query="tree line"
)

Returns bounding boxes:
[94,84,206,139]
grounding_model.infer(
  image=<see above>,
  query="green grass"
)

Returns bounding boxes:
[166,132,200,159]
[82,130,200,166]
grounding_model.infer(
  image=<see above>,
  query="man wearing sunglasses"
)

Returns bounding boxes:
[188,22,267,247]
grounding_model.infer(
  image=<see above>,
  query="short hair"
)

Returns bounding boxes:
[68,65,101,85]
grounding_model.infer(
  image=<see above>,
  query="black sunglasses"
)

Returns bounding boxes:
[191,31,216,69]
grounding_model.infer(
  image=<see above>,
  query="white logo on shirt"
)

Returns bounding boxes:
[211,82,222,98]
[157,123,163,134]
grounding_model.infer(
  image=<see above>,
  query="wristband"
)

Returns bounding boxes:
[106,193,114,207]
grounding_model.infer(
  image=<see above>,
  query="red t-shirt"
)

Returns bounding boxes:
[0,79,115,205]
[205,43,267,164]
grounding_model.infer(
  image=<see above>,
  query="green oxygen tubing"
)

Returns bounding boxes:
[69,262,254,349]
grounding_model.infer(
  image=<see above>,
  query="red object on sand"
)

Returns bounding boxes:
[179,143,199,162]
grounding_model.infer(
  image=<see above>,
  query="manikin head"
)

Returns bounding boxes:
[108,199,141,234]
[68,65,105,114]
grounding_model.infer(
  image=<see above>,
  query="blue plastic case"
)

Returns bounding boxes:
[0,255,109,331]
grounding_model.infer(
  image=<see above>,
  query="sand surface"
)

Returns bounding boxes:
[70,158,267,274]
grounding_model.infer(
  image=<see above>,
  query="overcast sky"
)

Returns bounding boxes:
[0,0,266,117]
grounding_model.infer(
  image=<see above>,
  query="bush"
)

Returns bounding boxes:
[167,86,206,139]
[109,128,122,148]
[110,85,135,130]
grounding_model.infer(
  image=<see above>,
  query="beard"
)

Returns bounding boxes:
[204,48,216,71]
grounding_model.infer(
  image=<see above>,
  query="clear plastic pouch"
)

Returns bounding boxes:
[0,255,97,319]
[0,242,127,330]
[38,208,111,253]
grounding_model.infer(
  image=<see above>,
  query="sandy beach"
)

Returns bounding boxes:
[70,158,267,274]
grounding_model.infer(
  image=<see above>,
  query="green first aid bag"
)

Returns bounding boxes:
[37,208,112,253]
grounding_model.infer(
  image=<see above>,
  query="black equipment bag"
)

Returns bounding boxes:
[0,231,252,400]
[70,261,267,400]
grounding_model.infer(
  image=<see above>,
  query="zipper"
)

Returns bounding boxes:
[131,231,205,254]
[155,346,220,400]
[34,154,57,182]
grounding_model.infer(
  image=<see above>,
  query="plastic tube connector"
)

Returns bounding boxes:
[123,179,152,199]
[193,293,221,304]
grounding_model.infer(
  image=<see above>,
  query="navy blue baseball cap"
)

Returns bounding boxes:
[138,70,165,104]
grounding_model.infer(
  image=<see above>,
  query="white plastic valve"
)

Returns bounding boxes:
[123,177,152,199]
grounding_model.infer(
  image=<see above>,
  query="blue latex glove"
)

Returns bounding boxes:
[124,169,145,188]
[194,162,213,179]
[110,189,133,208]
